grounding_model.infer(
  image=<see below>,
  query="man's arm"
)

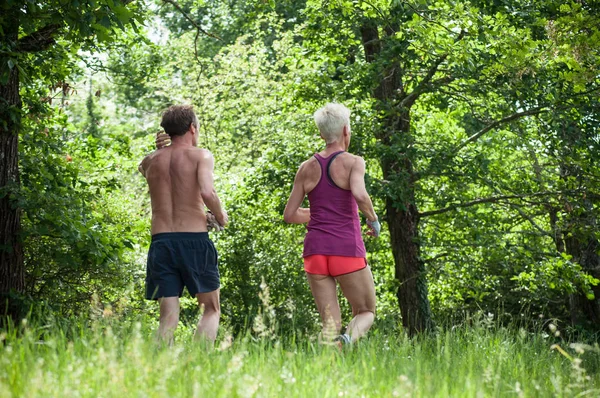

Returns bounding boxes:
[197,149,228,226]
[138,155,151,178]
[139,132,168,177]
[349,156,380,236]
[284,163,310,224]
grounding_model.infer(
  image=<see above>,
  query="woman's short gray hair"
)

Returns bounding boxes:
[313,103,350,144]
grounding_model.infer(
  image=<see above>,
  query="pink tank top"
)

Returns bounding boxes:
[303,151,366,258]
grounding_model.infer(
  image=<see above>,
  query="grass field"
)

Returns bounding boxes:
[1,318,599,397]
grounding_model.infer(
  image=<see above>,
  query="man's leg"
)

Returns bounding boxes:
[194,289,220,344]
[306,273,342,341]
[336,266,376,342]
[158,296,180,345]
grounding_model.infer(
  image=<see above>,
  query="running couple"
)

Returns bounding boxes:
[139,103,381,345]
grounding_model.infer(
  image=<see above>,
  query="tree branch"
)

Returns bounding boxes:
[587,191,600,200]
[437,85,481,115]
[361,0,396,34]
[423,252,450,263]
[419,190,574,217]
[449,85,599,157]
[400,30,465,109]
[401,1,458,36]
[452,106,548,154]
[162,0,221,42]
[415,105,550,180]
[416,84,600,182]
[16,24,61,53]
[508,203,553,238]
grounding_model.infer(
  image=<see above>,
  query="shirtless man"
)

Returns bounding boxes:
[139,105,228,345]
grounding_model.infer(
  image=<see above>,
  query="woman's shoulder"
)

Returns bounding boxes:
[336,152,364,167]
[298,156,320,174]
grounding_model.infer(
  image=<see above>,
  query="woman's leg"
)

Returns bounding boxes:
[306,272,342,341]
[336,266,376,341]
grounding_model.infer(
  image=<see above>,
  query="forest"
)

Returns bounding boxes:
[1,0,599,396]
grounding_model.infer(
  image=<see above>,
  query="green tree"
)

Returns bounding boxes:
[293,0,599,334]
[0,0,144,318]
[59,0,599,334]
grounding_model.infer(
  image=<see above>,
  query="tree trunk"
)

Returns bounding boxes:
[385,186,433,334]
[564,216,600,327]
[380,110,433,335]
[0,23,25,319]
[555,160,600,327]
[360,22,433,335]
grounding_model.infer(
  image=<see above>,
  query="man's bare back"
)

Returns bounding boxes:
[139,125,227,236]
[141,105,227,345]
[141,146,212,235]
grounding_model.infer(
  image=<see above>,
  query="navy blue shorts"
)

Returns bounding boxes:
[145,232,219,300]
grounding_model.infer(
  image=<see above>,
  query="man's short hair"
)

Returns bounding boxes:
[313,103,350,144]
[160,105,199,137]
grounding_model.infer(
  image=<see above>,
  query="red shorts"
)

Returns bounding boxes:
[303,255,367,277]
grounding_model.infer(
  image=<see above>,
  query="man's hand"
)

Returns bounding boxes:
[156,131,171,149]
[216,210,228,227]
[366,218,381,237]
[206,211,225,232]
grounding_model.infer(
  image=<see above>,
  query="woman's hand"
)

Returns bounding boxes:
[366,218,381,237]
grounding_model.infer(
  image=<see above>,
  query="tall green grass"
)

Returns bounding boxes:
[1,318,599,397]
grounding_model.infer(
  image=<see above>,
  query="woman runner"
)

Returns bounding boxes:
[284,103,381,344]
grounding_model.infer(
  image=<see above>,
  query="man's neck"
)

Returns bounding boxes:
[170,136,193,147]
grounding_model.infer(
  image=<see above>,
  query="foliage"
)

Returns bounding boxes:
[16,84,148,315]
[0,0,146,122]
[0,0,149,322]
[294,0,600,327]
[4,0,600,334]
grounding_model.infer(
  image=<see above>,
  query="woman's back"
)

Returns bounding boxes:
[303,151,366,258]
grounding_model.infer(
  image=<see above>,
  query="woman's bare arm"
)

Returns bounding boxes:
[284,163,310,224]
[349,157,377,222]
